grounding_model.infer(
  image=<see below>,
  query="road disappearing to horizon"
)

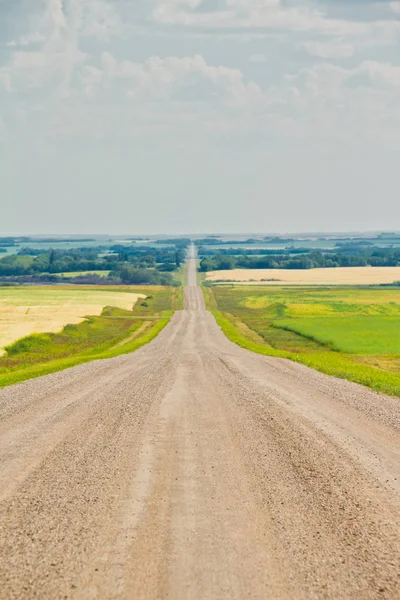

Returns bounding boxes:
[0,249,399,599]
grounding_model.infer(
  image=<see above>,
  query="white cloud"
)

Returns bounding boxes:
[282,60,400,144]
[1,0,400,146]
[100,52,242,89]
[303,41,354,59]
[7,0,122,47]
[79,65,104,96]
[99,52,261,109]
[7,33,45,48]
[79,0,123,39]
[357,61,400,87]
[4,44,87,93]
[152,0,369,36]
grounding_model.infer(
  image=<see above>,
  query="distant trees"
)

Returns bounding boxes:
[0,244,186,285]
[198,247,400,272]
[118,266,176,285]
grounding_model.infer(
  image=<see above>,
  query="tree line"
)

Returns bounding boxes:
[0,244,189,285]
[199,247,400,272]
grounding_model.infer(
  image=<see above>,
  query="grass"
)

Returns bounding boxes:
[276,316,400,355]
[0,285,182,388]
[205,285,400,396]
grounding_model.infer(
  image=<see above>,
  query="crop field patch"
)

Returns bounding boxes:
[206,285,400,395]
[276,316,400,355]
[206,266,400,285]
[0,287,145,352]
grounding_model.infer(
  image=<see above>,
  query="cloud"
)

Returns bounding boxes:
[282,59,400,144]
[1,0,400,147]
[303,41,354,59]
[79,64,104,96]
[1,0,122,96]
[151,0,371,36]
[357,60,400,86]
[6,33,45,48]
[5,0,122,47]
[99,52,262,110]
[78,0,123,39]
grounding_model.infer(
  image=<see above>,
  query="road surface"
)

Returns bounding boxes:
[0,252,399,599]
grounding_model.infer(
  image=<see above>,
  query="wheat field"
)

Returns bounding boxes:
[0,287,145,352]
[206,266,400,285]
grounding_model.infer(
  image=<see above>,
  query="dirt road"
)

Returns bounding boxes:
[1,254,399,599]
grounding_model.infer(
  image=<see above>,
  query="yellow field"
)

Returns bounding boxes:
[0,288,145,352]
[206,266,400,285]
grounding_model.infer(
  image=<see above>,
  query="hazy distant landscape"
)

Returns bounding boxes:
[1,231,400,396]
[2,231,400,285]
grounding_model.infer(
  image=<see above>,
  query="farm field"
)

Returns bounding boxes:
[0,285,181,387]
[206,266,400,285]
[205,285,400,395]
[0,287,146,352]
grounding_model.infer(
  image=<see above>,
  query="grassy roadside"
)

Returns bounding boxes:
[0,286,181,388]
[203,286,400,397]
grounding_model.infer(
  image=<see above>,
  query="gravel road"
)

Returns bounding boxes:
[0,254,399,599]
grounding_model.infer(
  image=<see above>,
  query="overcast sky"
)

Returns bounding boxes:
[1,0,400,235]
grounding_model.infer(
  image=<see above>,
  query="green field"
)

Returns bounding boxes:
[205,285,400,396]
[0,285,182,388]
[276,316,400,355]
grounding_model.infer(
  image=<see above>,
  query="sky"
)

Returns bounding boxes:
[0,0,400,235]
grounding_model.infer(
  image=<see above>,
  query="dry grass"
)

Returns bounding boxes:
[0,288,145,352]
[206,266,400,285]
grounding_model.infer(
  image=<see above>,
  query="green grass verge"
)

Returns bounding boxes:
[212,309,400,396]
[0,318,169,388]
[212,310,289,359]
[206,286,400,397]
[0,285,181,388]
